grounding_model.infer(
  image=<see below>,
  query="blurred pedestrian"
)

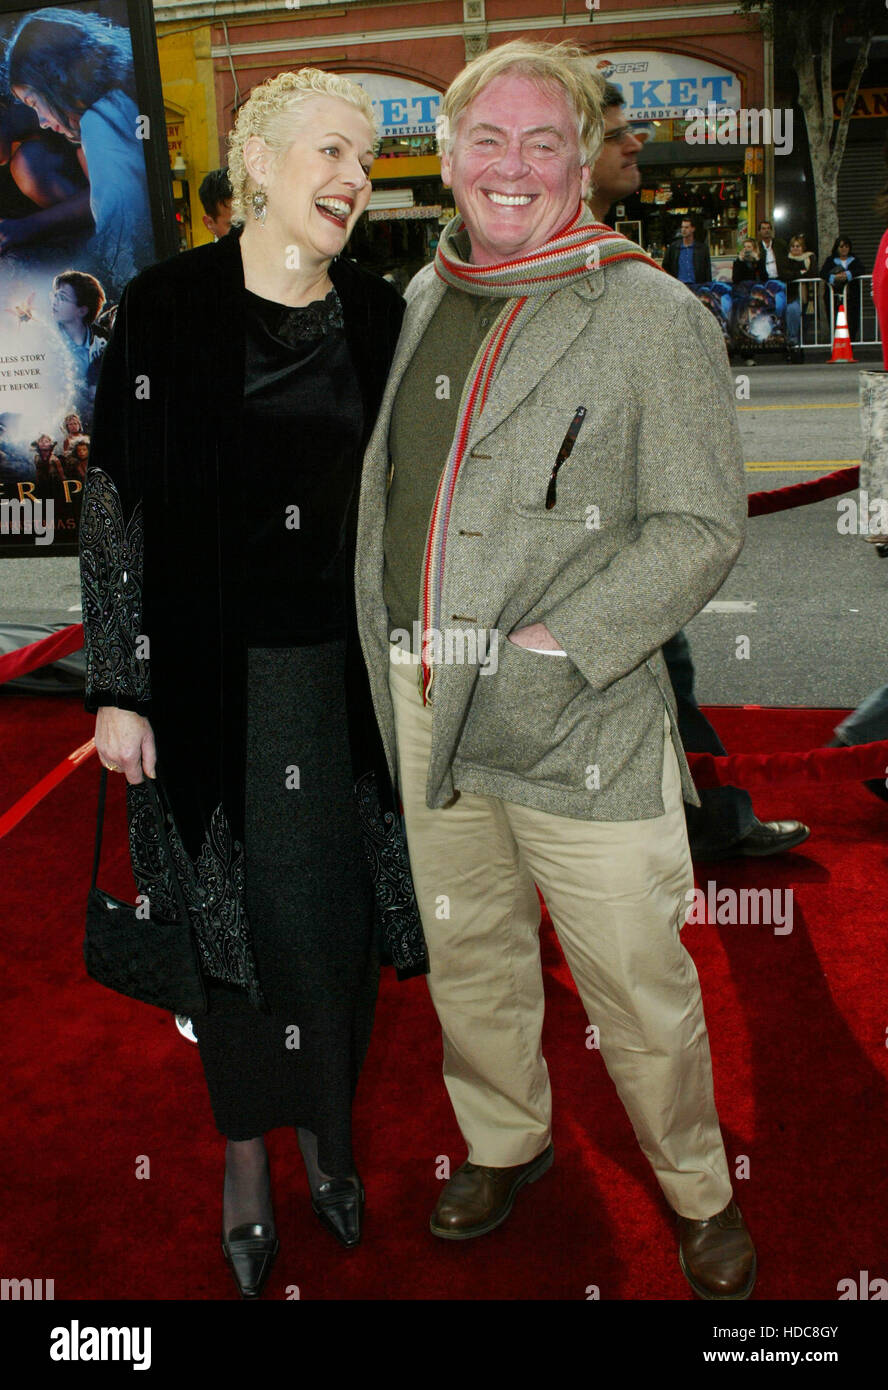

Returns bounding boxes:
[198,167,233,240]
[585,81,647,221]
[588,94,809,861]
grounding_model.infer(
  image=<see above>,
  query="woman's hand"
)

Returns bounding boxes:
[95,707,156,784]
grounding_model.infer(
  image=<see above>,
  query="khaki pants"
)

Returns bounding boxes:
[388,648,733,1220]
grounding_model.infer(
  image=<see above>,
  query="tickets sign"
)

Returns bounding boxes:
[588,50,742,120]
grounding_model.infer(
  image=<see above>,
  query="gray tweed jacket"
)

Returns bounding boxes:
[355,257,747,820]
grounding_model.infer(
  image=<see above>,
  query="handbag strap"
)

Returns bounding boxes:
[91,766,193,924]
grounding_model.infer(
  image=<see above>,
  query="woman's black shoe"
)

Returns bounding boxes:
[221,1223,280,1298]
[311,1176,364,1248]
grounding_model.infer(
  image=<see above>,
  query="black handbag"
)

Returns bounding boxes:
[84,769,208,1015]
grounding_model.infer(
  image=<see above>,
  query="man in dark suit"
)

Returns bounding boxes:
[663,216,712,284]
[757,219,792,281]
[588,90,810,863]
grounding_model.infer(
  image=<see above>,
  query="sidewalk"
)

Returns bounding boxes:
[0,553,81,626]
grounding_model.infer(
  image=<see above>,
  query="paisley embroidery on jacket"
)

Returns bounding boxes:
[355,771,426,972]
[127,784,263,1005]
[80,466,150,705]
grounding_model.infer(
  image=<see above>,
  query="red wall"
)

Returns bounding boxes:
[211,0,764,148]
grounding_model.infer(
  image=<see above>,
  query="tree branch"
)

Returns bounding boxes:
[819,5,834,133]
[794,12,822,149]
[828,32,873,178]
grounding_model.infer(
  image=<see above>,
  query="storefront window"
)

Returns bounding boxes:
[375,133,440,160]
[618,169,747,260]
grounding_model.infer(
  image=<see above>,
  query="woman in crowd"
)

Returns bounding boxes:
[820,234,868,341]
[4,6,153,290]
[784,233,815,362]
[79,67,425,1299]
[731,237,764,285]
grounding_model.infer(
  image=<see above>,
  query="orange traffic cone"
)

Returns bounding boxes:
[829,300,856,363]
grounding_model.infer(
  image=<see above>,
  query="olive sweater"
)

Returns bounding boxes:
[383,284,494,637]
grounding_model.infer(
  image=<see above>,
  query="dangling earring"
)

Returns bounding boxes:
[251,186,267,225]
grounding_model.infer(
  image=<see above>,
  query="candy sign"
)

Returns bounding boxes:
[588,51,742,120]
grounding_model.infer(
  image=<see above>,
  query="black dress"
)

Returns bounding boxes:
[195,286,378,1174]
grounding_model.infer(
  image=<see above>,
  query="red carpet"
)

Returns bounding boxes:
[2,693,887,1300]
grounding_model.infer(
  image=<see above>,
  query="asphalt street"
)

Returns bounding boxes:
[1,353,885,712]
[688,353,886,710]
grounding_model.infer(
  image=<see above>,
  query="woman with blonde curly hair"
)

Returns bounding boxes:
[79,67,426,1297]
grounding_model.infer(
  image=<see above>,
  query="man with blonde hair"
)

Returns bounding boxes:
[356,39,756,1299]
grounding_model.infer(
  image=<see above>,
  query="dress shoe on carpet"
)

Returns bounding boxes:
[221,1223,279,1299]
[311,1175,364,1248]
[691,817,810,861]
[430,1142,554,1240]
[677,1199,757,1300]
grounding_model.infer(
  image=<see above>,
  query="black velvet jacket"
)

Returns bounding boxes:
[80,227,428,1008]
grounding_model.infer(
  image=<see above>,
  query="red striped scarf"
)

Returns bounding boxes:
[420,203,660,702]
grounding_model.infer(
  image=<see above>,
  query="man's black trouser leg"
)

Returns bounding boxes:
[662,630,755,847]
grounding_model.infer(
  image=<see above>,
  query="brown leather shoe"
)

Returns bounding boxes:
[430,1143,554,1240]
[678,1199,757,1299]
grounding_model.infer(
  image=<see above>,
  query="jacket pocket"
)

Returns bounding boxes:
[506,407,632,523]
[454,636,658,794]
[454,634,593,780]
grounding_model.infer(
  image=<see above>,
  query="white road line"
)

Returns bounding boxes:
[702,600,758,613]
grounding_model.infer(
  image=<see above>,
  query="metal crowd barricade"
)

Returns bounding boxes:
[796,274,882,350]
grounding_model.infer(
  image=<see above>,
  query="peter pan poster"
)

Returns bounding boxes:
[0,0,174,556]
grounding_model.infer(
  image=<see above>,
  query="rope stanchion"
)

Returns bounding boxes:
[0,622,84,686]
[0,738,96,840]
[747,465,859,517]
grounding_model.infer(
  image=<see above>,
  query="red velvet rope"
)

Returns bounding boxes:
[688,740,888,790]
[0,622,84,687]
[747,465,859,517]
[0,738,95,841]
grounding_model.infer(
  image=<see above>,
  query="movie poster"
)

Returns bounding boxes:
[691,279,790,354]
[731,279,789,351]
[0,0,174,556]
[690,281,734,345]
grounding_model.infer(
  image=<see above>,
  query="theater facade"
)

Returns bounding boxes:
[154,0,769,275]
